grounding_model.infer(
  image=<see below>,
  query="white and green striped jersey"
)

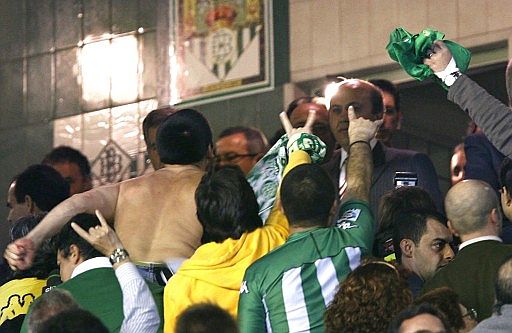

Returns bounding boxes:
[238,200,375,333]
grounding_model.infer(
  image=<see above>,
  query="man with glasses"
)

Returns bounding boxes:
[215,126,268,175]
[369,79,403,147]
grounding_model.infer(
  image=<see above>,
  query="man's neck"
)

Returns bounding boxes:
[458,228,500,244]
[162,160,207,171]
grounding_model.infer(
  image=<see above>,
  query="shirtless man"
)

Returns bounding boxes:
[4,108,212,285]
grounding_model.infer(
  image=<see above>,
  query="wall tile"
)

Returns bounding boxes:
[369,0,399,56]
[397,0,428,35]
[427,0,458,38]
[0,60,24,129]
[26,0,54,55]
[458,0,487,37]
[25,122,54,163]
[311,0,341,67]
[340,0,370,61]
[83,0,110,39]
[55,0,82,48]
[487,0,512,32]
[141,32,157,99]
[0,0,25,60]
[27,54,53,123]
[112,0,138,34]
[139,0,158,29]
[55,48,81,118]
[289,0,312,71]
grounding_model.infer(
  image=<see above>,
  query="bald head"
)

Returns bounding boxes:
[445,180,501,235]
[496,256,512,305]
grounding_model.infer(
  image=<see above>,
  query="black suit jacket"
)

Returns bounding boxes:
[322,141,444,221]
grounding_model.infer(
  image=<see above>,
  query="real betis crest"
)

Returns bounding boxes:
[172,0,273,104]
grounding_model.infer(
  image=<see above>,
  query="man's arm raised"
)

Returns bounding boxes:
[343,106,382,203]
[4,183,120,271]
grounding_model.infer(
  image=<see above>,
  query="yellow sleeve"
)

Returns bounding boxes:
[265,150,311,228]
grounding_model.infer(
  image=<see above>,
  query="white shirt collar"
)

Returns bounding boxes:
[458,235,502,251]
[71,257,112,279]
[339,138,378,168]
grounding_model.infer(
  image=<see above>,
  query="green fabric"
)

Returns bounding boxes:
[248,133,326,222]
[386,27,471,90]
[238,200,375,333]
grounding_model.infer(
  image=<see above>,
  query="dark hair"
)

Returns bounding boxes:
[218,126,267,155]
[142,106,176,145]
[37,309,108,333]
[195,165,262,243]
[325,260,412,333]
[285,96,314,117]
[393,209,447,264]
[414,287,466,332]
[281,164,335,227]
[9,213,57,279]
[176,303,239,333]
[495,255,512,313]
[366,81,385,116]
[42,146,91,178]
[28,289,81,332]
[388,303,451,333]
[156,108,212,165]
[500,157,512,193]
[14,164,70,212]
[55,214,103,260]
[375,187,437,257]
[369,79,400,112]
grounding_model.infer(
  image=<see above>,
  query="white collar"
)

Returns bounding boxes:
[458,236,502,251]
[339,138,378,168]
[71,257,112,279]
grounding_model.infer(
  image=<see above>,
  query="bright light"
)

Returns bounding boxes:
[169,44,181,105]
[324,81,344,110]
[80,35,139,104]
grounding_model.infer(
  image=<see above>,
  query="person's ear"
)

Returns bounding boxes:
[24,195,36,213]
[69,244,81,265]
[400,239,414,258]
[502,187,512,205]
[447,220,459,237]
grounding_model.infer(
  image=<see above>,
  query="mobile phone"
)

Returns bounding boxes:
[394,172,418,188]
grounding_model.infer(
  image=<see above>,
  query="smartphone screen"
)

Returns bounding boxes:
[394,172,418,188]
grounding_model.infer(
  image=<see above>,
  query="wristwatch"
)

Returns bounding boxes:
[109,248,129,265]
[444,71,461,87]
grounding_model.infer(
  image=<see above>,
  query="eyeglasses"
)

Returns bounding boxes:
[215,152,258,163]
[462,308,477,321]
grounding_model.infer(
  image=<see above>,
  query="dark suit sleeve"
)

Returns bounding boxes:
[412,153,444,213]
[464,133,504,192]
[448,75,512,157]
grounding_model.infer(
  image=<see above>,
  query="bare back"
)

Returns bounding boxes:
[115,164,204,262]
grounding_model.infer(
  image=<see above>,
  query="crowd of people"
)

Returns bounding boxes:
[1,39,512,333]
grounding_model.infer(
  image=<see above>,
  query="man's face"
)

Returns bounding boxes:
[215,133,258,175]
[328,81,383,150]
[290,102,336,161]
[450,149,466,186]
[146,126,163,170]
[412,218,454,281]
[399,313,447,333]
[57,249,74,282]
[6,181,30,225]
[51,162,91,195]
[376,91,401,144]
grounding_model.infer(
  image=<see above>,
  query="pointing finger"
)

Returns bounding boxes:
[303,110,316,131]
[71,222,93,243]
[348,106,356,121]
[95,209,109,228]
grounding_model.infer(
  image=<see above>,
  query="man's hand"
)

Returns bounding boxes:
[280,109,316,137]
[423,40,452,72]
[71,210,124,257]
[3,238,36,271]
[348,106,383,143]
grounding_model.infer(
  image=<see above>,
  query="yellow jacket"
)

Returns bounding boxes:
[163,150,310,332]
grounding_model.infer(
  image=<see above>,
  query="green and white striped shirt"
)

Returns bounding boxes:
[238,200,375,333]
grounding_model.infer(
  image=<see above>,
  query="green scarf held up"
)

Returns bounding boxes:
[386,27,471,90]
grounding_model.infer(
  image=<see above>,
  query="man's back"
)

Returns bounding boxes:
[423,240,512,321]
[115,164,204,262]
[238,200,374,333]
